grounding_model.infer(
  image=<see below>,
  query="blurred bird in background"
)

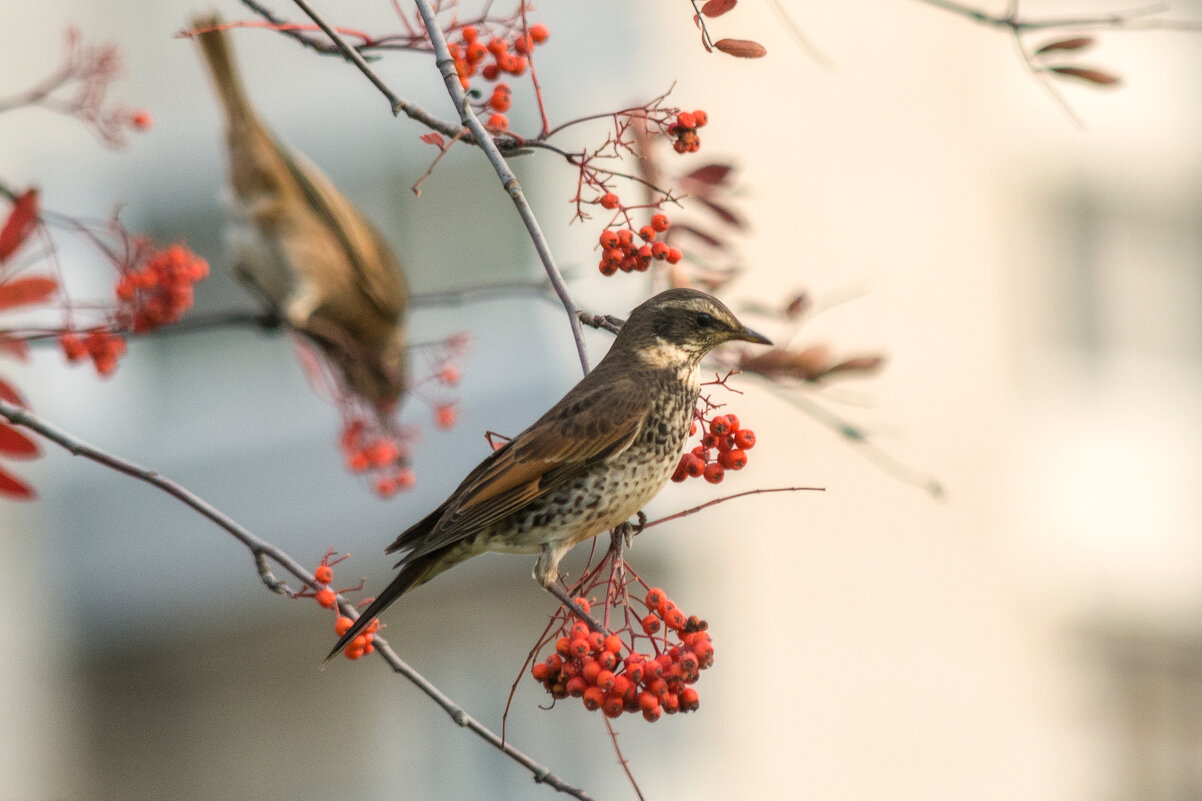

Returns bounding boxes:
[192,17,409,420]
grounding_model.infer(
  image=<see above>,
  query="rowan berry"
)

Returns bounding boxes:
[460,25,478,41]
[314,564,334,584]
[734,429,756,449]
[709,416,731,436]
[570,621,590,640]
[604,634,623,654]
[599,192,619,210]
[315,588,336,608]
[718,449,747,470]
[597,650,618,670]
[582,686,604,710]
[586,631,605,653]
[665,608,687,630]
[683,454,705,477]
[566,676,587,697]
[666,247,683,264]
[595,670,616,691]
[650,213,670,232]
[602,694,624,718]
[679,686,700,711]
[335,616,353,636]
[677,111,697,129]
[638,225,656,242]
[486,113,508,130]
[646,588,666,608]
[598,229,619,248]
[581,659,602,684]
[692,110,708,127]
[703,462,725,483]
[529,23,549,42]
[555,636,572,657]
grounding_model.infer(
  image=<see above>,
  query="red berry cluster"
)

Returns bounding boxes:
[333,614,379,661]
[115,244,209,333]
[58,329,126,376]
[667,109,708,153]
[530,590,714,721]
[451,23,549,130]
[672,412,756,484]
[341,418,414,497]
[305,550,379,660]
[596,209,682,276]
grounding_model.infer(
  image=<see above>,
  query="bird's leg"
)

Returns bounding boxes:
[536,543,605,634]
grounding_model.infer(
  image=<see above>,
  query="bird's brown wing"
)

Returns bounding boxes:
[394,374,651,561]
[281,149,407,319]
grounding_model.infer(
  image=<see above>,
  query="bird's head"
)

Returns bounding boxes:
[615,288,771,369]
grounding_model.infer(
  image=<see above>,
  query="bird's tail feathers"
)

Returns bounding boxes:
[192,16,257,127]
[322,550,439,665]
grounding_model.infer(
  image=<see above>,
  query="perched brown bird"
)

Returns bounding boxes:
[193,17,409,414]
[327,288,770,661]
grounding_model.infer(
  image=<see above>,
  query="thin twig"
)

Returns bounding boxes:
[409,0,591,374]
[0,398,596,801]
[643,486,824,529]
[604,718,647,801]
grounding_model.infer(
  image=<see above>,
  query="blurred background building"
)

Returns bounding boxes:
[1,1,1201,800]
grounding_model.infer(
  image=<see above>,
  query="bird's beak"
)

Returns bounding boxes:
[733,326,772,346]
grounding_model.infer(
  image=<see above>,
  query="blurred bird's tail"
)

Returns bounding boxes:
[192,16,256,127]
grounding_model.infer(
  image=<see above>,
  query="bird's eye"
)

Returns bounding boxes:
[696,312,714,328]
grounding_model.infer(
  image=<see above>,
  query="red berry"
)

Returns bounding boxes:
[718,449,748,470]
[582,686,605,710]
[131,110,152,130]
[637,691,659,713]
[487,37,507,57]
[677,111,697,129]
[598,229,619,248]
[597,650,618,670]
[692,110,708,127]
[566,676,587,697]
[435,404,457,428]
[650,213,670,232]
[595,670,616,691]
[532,662,550,682]
[482,63,500,80]
[666,247,683,264]
[638,225,656,242]
[679,686,700,711]
[604,634,623,654]
[570,621,590,640]
[642,704,662,722]
[529,23,549,42]
[725,414,740,432]
[334,616,353,635]
[599,192,619,210]
[665,609,687,630]
[734,429,756,449]
[569,638,590,659]
[460,25,478,42]
[703,462,725,483]
[646,588,666,608]
[586,631,605,653]
[314,564,334,584]
[486,113,508,130]
[709,416,731,436]
[555,636,572,657]
[683,454,705,477]
[602,694,624,718]
[315,588,336,608]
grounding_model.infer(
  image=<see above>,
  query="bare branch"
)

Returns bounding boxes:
[0,397,596,801]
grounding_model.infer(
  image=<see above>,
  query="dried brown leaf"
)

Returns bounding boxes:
[713,38,767,59]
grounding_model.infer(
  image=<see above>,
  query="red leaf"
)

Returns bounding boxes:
[419,132,447,147]
[0,422,37,459]
[697,196,744,228]
[1033,37,1094,56]
[1047,65,1120,86]
[684,164,734,185]
[713,38,767,59]
[0,276,57,311]
[672,224,725,248]
[0,466,35,500]
[0,189,39,264]
[0,378,26,407]
[701,0,737,18]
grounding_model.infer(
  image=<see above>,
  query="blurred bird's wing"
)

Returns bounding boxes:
[390,374,651,561]
[280,151,408,319]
